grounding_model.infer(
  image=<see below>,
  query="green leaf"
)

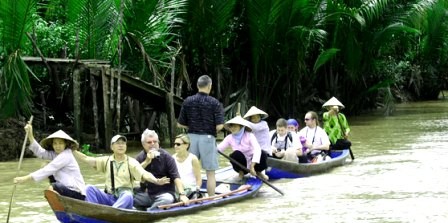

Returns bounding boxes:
[313,48,340,73]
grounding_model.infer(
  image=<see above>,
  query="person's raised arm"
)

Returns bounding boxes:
[73,150,97,167]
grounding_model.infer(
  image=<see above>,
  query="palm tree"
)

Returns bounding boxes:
[0,0,38,119]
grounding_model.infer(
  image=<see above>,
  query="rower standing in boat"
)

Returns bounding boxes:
[297,111,331,163]
[217,116,269,181]
[322,97,352,150]
[133,130,190,211]
[73,135,170,209]
[177,75,225,197]
[14,124,86,200]
[243,106,271,156]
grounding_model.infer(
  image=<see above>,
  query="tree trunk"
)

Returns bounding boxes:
[90,74,100,148]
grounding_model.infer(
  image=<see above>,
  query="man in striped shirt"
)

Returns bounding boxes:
[177,75,224,197]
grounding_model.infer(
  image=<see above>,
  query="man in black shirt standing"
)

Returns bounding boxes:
[177,75,225,197]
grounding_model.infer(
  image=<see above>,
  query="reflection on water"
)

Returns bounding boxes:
[1,100,448,222]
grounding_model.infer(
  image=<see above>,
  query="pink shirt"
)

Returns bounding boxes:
[217,132,262,168]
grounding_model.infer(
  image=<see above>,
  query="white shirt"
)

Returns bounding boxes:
[173,153,197,187]
[29,140,86,194]
[298,126,330,155]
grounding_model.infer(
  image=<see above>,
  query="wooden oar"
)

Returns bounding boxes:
[7,116,33,223]
[158,184,252,209]
[348,147,355,160]
[218,151,284,196]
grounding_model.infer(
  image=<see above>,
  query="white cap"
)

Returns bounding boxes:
[111,135,127,144]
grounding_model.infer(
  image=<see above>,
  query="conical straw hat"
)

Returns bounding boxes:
[224,116,253,132]
[243,106,268,119]
[322,97,345,109]
[40,130,79,150]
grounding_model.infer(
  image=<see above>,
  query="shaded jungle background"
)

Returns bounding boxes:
[1,0,447,160]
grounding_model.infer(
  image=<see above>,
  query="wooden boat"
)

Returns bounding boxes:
[44,166,262,223]
[266,149,351,179]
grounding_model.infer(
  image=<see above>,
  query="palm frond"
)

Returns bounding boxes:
[66,0,118,59]
[0,0,37,50]
[0,50,33,119]
[313,48,340,73]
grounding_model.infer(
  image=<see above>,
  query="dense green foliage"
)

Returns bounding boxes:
[1,0,447,123]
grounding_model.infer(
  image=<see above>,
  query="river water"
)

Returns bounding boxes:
[1,100,447,223]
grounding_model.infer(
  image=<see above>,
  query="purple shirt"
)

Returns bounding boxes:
[249,120,271,154]
[217,132,262,168]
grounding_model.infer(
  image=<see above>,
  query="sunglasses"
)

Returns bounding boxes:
[174,143,184,146]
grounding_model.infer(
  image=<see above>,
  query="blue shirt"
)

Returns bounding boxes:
[177,92,224,136]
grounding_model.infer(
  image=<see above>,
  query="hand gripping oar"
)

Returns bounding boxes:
[218,151,284,196]
[7,116,33,223]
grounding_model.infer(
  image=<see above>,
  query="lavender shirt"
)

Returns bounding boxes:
[29,140,86,194]
[249,120,271,154]
[217,132,262,168]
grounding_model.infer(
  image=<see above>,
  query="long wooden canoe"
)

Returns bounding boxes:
[44,166,262,223]
[266,150,351,179]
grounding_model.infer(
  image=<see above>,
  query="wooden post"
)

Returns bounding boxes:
[73,68,81,142]
[90,73,100,148]
[166,92,175,145]
[102,66,112,149]
[167,56,176,145]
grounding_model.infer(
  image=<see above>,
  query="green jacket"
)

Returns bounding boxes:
[323,112,350,144]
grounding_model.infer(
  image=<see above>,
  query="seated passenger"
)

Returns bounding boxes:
[172,134,203,199]
[73,135,170,209]
[133,129,189,211]
[286,118,300,133]
[298,111,331,163]
[269,118,302,162]
[217,116,268,181]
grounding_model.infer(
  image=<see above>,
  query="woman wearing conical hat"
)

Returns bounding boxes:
[13,124,86,200]
[322,97,352,150]
[217,116,269,181]
[243,106,271,156]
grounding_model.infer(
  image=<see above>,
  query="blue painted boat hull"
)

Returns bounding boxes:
[45,167,262,223]
[266,150,351,179]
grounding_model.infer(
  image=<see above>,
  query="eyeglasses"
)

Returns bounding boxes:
[146,140,158,144]
[174,143,183,146]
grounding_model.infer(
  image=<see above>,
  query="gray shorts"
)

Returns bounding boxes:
[188,133,219,171]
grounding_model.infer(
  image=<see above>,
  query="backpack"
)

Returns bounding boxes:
[270,132,293,151]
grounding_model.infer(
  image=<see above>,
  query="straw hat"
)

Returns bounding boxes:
[322,97,345,109]
[224,116,253,132]
[40,130,79,150]
[243,106,268,119]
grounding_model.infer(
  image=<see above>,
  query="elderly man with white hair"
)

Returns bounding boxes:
[133,129,189,211]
